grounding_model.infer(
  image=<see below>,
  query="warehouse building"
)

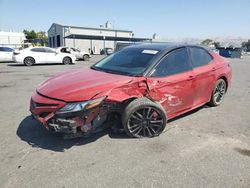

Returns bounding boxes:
[48,22,151,54]
[0,31,26,49]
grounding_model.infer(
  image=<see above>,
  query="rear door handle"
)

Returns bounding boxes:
[212,67,216,71]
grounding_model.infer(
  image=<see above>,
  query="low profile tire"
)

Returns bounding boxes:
[62,57,72,65]
[83,54,89,61]
[122,98,167,138]
[24,57,35,66]
[208,79,227,107]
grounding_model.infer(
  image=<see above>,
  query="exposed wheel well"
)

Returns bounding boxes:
[122,97,137,107]
[218,76,228,91]
[64,56,72,60]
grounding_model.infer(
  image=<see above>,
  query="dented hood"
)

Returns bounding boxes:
[37,68,133,102]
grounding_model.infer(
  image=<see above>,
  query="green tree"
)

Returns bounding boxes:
[201,39,213,46]
[23,30,48,46]
[213,42,220,48]
[23,29,37,40]
[37,31,48,46]
[242,40,250,51]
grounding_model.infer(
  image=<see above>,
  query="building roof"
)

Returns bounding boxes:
[65,34,151,42]
[50,23,133,33]
[0,31,25,37]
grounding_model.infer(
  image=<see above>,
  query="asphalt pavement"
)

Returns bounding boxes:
[0,55,249,188]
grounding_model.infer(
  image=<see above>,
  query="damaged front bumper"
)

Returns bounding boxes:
[30,91,108,137]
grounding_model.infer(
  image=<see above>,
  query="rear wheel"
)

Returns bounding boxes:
[83,54,89,61]
[24,57,35,66]
[122,98,167,138]
[62,57,72,65]
[208,79,227,106]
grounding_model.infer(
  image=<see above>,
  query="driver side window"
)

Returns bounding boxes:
[151,48,191,77]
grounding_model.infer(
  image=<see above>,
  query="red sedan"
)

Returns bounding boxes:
[30,43,232,138]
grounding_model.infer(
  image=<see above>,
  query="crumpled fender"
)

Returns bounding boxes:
[92,78,149,102]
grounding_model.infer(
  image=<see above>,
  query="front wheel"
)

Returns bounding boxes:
[208,79,227,106]
[62,57,72,65]
[122,98,167,138]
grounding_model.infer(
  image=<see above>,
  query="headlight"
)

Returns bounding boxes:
[56,97,106,114]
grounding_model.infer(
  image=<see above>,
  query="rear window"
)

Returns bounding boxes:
[31,48,46,52]
[151,48,191,77]
[189,47,212,68]
[44,48,55,53]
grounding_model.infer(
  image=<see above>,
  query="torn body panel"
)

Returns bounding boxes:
[30,90,125,137]
[30,75,196,137]
[145,71,195,119]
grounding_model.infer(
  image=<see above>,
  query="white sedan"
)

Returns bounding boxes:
[13,47,76,66]
[57,47,91,61]
[0,47,14,62]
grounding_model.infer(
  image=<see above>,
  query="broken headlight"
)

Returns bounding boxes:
[56,96,106,114]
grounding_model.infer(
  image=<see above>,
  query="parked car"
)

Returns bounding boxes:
[0,47,14,62]
[30,43,232,138]
[100,48,114,55]
[13,47,76,66]
[57,47,91,61]
[115,42,139,52]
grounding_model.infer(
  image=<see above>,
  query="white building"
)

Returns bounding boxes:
[0,31,26,48]
[48,23,151,54]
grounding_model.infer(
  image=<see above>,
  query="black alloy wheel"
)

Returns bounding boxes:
[122,98,167,138]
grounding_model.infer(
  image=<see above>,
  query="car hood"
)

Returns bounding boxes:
[37,68,133,102]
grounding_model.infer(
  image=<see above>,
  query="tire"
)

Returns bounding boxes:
[83,54,89,61]
[62,57,72,65]
[122,98,167,138]
[208,79,227,107]
[24,57,35,66]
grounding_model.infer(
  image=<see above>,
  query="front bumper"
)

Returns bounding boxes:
[30,91,104,135]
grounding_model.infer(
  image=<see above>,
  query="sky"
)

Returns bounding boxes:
[0,0,250,39]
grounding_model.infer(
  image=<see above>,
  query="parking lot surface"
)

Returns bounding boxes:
[0,55,250,188]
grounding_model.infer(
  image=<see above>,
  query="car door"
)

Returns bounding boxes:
[188,47,216,107]
[3,47,14,61]
[30,48,47,63]
[0,47,10,62]
[44,48,59,63]
[146,47,195,118]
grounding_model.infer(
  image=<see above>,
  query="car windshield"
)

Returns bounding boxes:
[92,48,159,76]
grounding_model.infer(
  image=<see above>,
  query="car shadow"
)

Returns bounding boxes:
[0,61,14,64]
[17,105,209,152]
[8,63,67,67]
[16,116,129,152]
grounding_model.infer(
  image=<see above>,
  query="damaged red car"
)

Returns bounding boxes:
[30,43,232,138]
